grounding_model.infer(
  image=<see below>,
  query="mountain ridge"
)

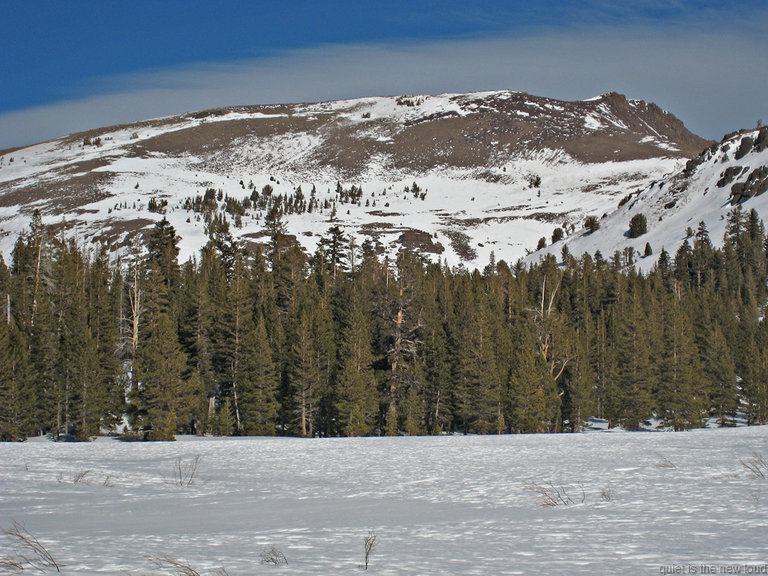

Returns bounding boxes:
[0,90,711,267]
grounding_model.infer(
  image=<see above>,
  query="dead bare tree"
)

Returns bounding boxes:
[118,239,145,401]
[528,274,575,385]
[382,253,424,435]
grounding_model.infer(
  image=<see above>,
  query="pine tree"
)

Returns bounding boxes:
[310,284,337,436]
[564,336,596,432]
[45,238,98,439]
[657,288,704,430]
[28,286,58,435]
[508,336,558,433]
[692,221,714,290]
[145,217,181,305]
[133,311,193,440]
[593,307,619,426]
[381,251,424,435]
[614,285,654,430]
[420,264,454,434]
[0,318,22,439]
[0,256,30,439]
[6,198,768,439]
[225,251,250,433]
[740,318,768,425]
[704,324,738,426]
[132,230,201,439]
[197,242,229,409]
[317,225,349,280]
[238,313,279,435]
[451,275,479,431]
[336,288,377,436]
[88,247,124,433]
[289,309,323,437]
[452,276,505,433]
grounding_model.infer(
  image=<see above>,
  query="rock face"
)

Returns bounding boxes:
[0,90,710,266]
[727,128,768,204]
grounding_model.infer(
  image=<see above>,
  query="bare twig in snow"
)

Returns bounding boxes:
[577,481,586,504]
[72,470,92,484]
[363,530,377,570]
[173,455,201,487]
[654,453,677,469]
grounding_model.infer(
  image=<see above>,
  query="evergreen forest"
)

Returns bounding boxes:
[1,205,768,441]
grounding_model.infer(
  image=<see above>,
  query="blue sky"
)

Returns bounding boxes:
[1,1,767,148]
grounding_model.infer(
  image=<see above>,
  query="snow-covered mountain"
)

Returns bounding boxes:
[533,125,768,270]
[0,90,710,267]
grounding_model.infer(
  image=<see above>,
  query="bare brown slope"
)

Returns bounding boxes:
[37,91,710,179]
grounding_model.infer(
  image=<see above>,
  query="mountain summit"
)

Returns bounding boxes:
[0,90,710,266]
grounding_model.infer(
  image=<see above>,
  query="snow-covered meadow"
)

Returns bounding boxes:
[2,427,767,575]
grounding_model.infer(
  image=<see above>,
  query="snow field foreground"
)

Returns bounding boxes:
[1,428,767,575]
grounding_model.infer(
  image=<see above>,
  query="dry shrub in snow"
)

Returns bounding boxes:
[0,520,61,573]
[259,546,287,565]
[525,481,585,507]
[741,452,768,479]
[72,470,92,484]
[151,556,230,576]
[171,455,202,487]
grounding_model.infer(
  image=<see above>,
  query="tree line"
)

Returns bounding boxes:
[1,205,767,441]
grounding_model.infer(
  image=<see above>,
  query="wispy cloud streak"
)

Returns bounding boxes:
[1,18,766,149]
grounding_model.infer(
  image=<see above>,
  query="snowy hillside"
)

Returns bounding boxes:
[1,428,767,575]
[0,91,706,268]
[533,126,768,270]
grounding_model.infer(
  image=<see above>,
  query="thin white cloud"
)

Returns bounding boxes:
[1,21,766,150]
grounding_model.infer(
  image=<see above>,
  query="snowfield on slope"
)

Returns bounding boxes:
[533,128,768,271]
[0,90,693,269]
[1,427,767,575]
[0,140,679,269]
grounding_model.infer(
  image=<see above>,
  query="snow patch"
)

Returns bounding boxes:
[1,428,766,574]
[584,115,605,130]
